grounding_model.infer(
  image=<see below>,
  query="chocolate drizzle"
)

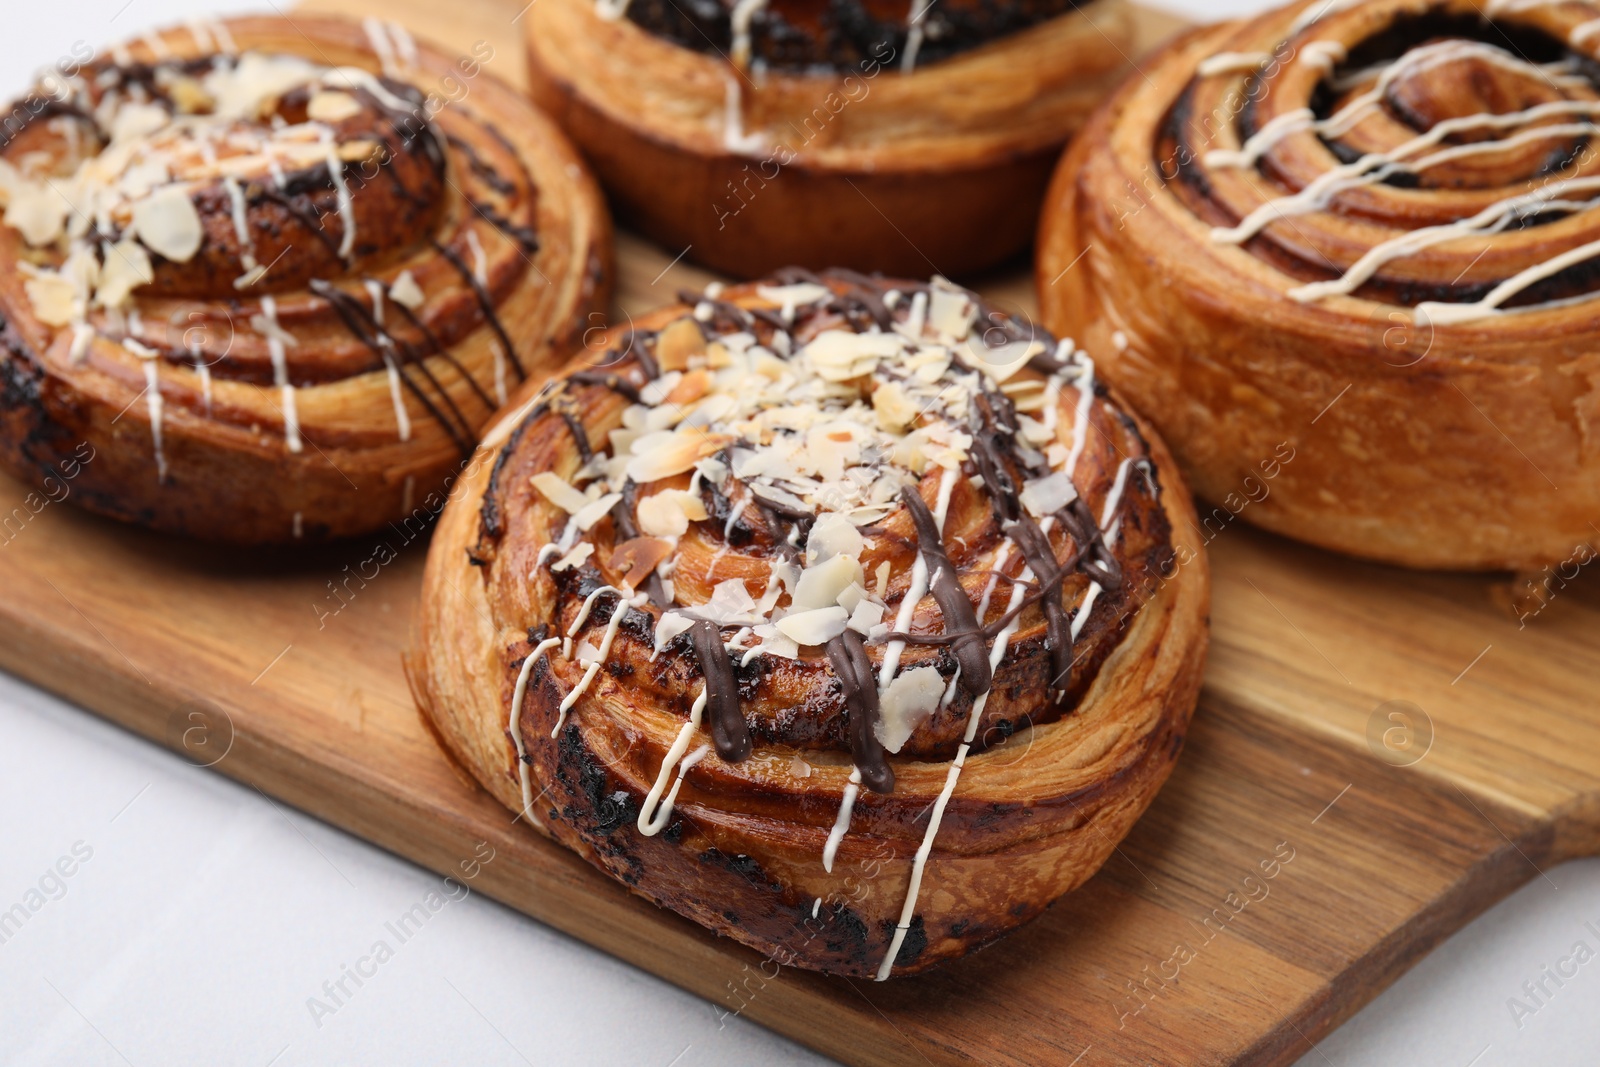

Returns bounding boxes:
[309,278,479,455]
[900,487,991,696]
[827,629,893,794]
[501,271,1157,794]
[430,237,525,380]
[690,619,753,762]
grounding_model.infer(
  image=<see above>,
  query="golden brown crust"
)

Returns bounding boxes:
[410,272,1209,978]
[0,15,611,544]
[525,0,1131,278]
[1039,0,1600,570]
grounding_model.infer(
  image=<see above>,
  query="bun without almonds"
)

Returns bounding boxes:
[524,0,1135,278]
[1039,0,1600,570]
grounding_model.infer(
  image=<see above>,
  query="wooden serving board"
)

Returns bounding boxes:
[3,1,1599,1064]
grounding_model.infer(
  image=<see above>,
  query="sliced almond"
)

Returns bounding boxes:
[801,329,902,382]
[308,90,363,123]
[551,542,595,573]
[806,511,864,564]
[23,271,76,327]
[626,430,733,484]
[167,76,215,114]
[4,180,66,247]
[637,489,707,538]
[610,536,673,589]
[388,270,425,309]
[661,368,712,410]
[791,553,863,613]
[1020,471,1078,518]
[872,379,919,433]
[572,492,623,531]
[132,185,204,263]
[95,238,154,308]
[875,666,945,752]
[338,139,380,163]
[655,316,705,371]
[774,606,849,647]
[530,471,589,515]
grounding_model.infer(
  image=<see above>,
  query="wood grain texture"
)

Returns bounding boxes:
[0,2,1595,1064]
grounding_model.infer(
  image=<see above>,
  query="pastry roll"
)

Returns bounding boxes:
[525,0,1133,278]
[1040,0,1600,570]
[0,15,609,543]
[411,270,1208,977]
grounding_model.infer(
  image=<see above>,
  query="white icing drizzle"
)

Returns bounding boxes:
[324,138,357,261]
[143,360,168,483]
[1062,356,1096,485]
[902,0,934,73]
[1301,40,1346,75]
[721,74,765,154]
[876,549,1035,981]
[875,467,957,690]
[510,637,563,819]
[224,176,257,270]
[570,584,624,635]
[210,21,238,55]
[491,277,1124,979]
[383,355,413,441]
[638,688,710,836]
[465,229,508,404]
[1211,98,1600,245]
[190,344,213,416]
[187,20,215,54]
[822,767,862,873]
[388,22,418,71]
[365,279,413,441]
[594,0,633,20]
[552,594,645,736]
[1205,40,1564,174]
[259,295,303,453]
[729,0,770,69]
[466,229,490,288]
[293,511,304,539]
[1196,51,1275,76]
[1418,236,1600,326]
[362,17,401,79]
[140,31,172,61]
[1287,0,1366,35]
[1290,176,1600,303]
[1192,20,1600,323]
[1069,457,1138,642]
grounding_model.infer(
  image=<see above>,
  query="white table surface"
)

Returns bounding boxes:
[3,2,1599,1064]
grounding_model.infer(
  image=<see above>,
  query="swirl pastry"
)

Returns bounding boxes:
[1038,0,1600,570]
[525,0,1132,278]
[411,270,1208,977]
[0,15,608,544]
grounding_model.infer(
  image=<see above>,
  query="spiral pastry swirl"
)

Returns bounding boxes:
[1040,0,1600,569]
[412,271,1208,977]
[0,15,608,543]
